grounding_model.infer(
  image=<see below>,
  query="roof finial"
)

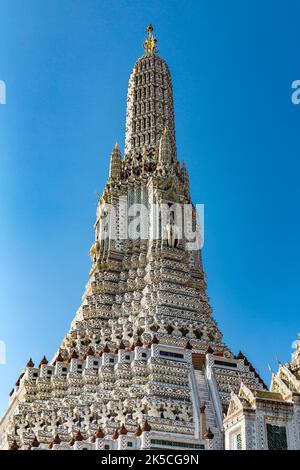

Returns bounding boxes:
[144,24,157,55]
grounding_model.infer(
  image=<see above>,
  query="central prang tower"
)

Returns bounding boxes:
[0,26,266,451]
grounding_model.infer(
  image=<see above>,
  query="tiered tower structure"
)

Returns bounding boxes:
[0,25,266,451]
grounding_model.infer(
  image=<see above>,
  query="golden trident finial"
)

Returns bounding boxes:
[144,24,157,55]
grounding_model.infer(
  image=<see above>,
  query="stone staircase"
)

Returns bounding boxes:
[194,369,223,449]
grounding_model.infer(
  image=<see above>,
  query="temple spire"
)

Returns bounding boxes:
[125,26,176,156]
[0,22,271,454]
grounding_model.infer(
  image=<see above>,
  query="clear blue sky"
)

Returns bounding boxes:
[0,0,299,414]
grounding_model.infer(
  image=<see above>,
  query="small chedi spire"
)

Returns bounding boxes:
[26,358,34,368]
[158,127,172,164]
[144,24,157,55]
[38,355,48,368]
[109,142,122,179]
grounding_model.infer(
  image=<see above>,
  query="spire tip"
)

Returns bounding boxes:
[144,24,157,55]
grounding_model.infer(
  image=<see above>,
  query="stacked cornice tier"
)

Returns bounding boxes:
[0,25,266,451]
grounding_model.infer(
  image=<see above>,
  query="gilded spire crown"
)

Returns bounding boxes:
[144,24,157,55]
